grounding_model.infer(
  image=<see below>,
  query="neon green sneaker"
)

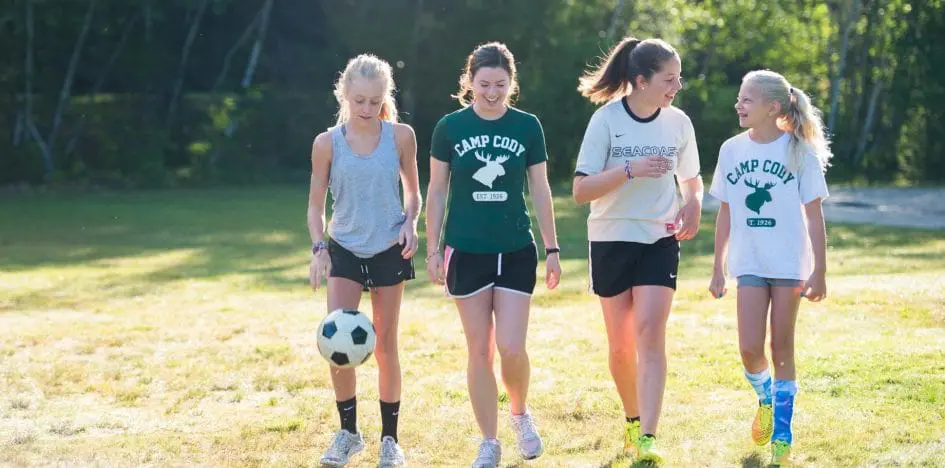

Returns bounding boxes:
[752,403,774,445]
[638,434,664,465]
[624,419,641,457]
[771,440,791,466]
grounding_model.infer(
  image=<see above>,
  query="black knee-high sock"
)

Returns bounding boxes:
[380,400,400,442]
[336,397,357,434]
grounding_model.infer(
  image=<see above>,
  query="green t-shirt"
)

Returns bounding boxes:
[431,106,548,254]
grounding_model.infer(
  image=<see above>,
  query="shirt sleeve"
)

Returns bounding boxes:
[527,115,549,166]
[430,115,452,163]
[708,145,729,203]
[574,110,610,176]
[674,114,700,181]
[798,151,830,204]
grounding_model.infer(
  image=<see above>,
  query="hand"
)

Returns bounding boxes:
[425,252,445,285]
[709,270,727,299]
[628,156,672,178]
[802,270,827,301]
[310,251,331,291]
[545,254,561,290]
[674,198,702,241]
[398,222,419,259]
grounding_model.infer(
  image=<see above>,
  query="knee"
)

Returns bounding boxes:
[466,340,494,366]
[373,328,398,358]
[497,340,527,363]
[740,342,766,363]
[635,317,666,346]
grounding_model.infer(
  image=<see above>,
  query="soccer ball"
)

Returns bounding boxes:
[316,309,376,368]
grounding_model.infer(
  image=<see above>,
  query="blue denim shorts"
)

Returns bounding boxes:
[737,274,804,288]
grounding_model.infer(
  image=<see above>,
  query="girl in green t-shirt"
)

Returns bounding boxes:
[425,42,561,468]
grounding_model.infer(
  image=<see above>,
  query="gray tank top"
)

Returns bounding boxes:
[327,121,406,258]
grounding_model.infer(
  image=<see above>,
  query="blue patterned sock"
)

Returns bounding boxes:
[773,379,798,444]
[744,367,773,405]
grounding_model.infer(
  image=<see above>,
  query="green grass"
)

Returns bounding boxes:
[1,186,943,466]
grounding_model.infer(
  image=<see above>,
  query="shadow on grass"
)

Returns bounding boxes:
[2,186,943,309]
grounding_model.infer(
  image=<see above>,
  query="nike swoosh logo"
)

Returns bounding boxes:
[669,274,677,278]
[615,133,626,138]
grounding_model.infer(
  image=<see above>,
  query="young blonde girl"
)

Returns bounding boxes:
[709,69,831,466]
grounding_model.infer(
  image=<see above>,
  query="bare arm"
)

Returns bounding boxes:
[572,168,627,205]
[709,201,730,298]
[307,132,332,290]
[573,157,673,204]
[803,198,828,301]
[395,123,422,224]
[307,133,332,244]
[527,162,558,250]
[424,157,450,284]
[395,123,421,258]
[529,162,561,289]
[675,175,705,240]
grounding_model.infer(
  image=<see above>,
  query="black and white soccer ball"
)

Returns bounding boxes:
[316,309,376,369]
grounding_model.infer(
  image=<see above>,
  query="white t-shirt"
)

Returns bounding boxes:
[574,99,701,244]
[709,131,829,280]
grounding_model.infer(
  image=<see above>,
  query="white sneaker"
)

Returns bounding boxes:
[378,435,406,467]
[510,410,544,459]
[319,429,365,467]
[471,438,501,468]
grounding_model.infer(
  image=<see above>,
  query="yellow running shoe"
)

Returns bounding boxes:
[752,403,774,445]
[771,440,791,466]
[624,419,641,458]
[638,434,664,465]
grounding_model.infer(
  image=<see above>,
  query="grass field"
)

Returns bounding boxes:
[1,186,943,467]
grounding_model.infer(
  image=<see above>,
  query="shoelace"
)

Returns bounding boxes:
[381,438,399,459]
[474,441,499,464]
[512,414,538,441]
[330,431,352,455]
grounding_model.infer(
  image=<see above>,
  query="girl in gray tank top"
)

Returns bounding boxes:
[308,54,420,467]
[328,121,407,258]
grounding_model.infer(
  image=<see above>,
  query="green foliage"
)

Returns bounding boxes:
[0,0,942,186]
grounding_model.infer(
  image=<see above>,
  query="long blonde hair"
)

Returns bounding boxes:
[743,70,832,172]
[333,54,398,125]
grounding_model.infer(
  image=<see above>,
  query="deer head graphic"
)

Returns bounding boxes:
[472,151,510,189]
[744,178,777,214]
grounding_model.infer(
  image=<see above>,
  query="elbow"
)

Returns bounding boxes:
[572,188,590,205]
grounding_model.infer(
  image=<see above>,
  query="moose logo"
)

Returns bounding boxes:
[472,151,510,189]
[744,178,776,214]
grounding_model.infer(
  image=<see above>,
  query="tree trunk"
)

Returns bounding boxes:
[607,0,625,41]
[402,0,425,125]
[46,0,97,161]
[853,80,883,167]
[165,0,210,131]
[827,0,861,133]
[211,8,263,92]
[66,12,140,157]
[210,0,274,167]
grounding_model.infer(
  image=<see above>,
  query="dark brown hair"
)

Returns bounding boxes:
[577,37,679,104]
[454,42,519,106]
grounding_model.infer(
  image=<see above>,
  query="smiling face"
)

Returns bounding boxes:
[636,54,683,108]
[471,66,512,112]
[735,82,781,129]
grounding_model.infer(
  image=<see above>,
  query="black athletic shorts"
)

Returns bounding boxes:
[589,235,680,297]
[329,238,415,290]
[444,243,538,298]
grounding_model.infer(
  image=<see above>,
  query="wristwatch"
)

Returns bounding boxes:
[312,240,328,254]
[545,247,560,256]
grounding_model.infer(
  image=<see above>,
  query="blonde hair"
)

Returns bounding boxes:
[743,70,832,172]
[333,54,398,125]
